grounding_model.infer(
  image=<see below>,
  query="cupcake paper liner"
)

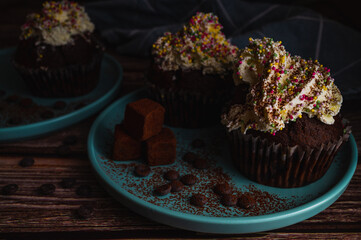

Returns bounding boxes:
[227,124,351,188]
[13,51,103,98]
[147,82,228,128]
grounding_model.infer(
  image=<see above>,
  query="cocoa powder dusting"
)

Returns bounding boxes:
[100,156,296,217]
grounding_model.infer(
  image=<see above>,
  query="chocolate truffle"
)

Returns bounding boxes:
[113,124,142,161]
[123,98,165,141]
[146,127,176,166]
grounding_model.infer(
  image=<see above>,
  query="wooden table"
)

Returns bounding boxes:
[1,1,361,239]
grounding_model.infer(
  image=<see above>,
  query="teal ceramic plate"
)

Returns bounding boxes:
[0,47,122,142]
[88,89,357,234]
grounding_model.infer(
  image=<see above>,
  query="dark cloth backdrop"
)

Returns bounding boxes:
[86,0,361,100]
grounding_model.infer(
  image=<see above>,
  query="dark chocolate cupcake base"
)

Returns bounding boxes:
[227,121,351,188]
[147,83,227,128]
[13,52,102,98]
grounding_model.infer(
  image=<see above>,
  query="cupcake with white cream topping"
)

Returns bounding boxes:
[222,37,350,188]
[13,0,104,97]
[147,12,241,128]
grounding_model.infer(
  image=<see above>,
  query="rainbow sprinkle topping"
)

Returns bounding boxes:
[20,1,94,46]
[222,37,342,134]
[152,12,238,75]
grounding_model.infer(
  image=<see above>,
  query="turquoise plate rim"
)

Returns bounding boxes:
[0,47,123,142]
[87,89,358,234]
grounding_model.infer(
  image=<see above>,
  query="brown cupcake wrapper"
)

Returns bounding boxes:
[146,82,228,128]
[13,51,103,98]
[227,124,351,188]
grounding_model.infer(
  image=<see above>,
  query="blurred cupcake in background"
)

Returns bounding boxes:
[13,0,104,98]
[222,37,351,188]
[147,12,242,128]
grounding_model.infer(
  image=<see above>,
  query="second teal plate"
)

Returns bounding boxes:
[0,47,122,141]
[88,89,357,234]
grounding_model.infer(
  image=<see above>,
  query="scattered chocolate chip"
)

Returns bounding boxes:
[182,152,198,163]
[1,184,18,195]
[0,89,5,98]
[38,183,55,195]
[154,183,171,196]
[164,170,179,181]
[6,94,19,103]
[134,164,151,177]
[19,157,34,167]
[53,100,67,110]
[193,157,209,170]
[60,178,77,189]
[76,205,94,219]
[180,174,197,186]
[74,102,86,110]
[76,184,92,197]
[56,145,71,156]
[40,110,54,119]
[238,193,256,209]
[170,180,184,192]
[19,98,33,107]
[7,117,22,126]
[191,138,205,148]
[190,194,207,207]
[62,135,78,145]
[213,183,232,195]
[221,194,238,206]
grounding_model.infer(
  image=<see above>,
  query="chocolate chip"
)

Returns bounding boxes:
[38,183,55,195]
[180,174,197,186]
[74,102,86,110]
[170,180,184,192]
[191,138,205,148]
[221,194,238,206]
[193,157,209,170]
[40,110,54,119]
[19,98,33,107]
[213,183,232,195]
[182,152,198,163]
[76,205,94,219]
[6,94,19,103]
[0,89,5,98]
[53,101,67,110]
[62,135,78,145]
[60,178,77,189]
[19,157,34,167]
[1,184,18,195]
[56,145,71,156]
[238,193,256,209]
[7,117,22,126]
[134,164,151,177]
[154,183,171,196]
[190,194,207,207]
[164,170,179,181]
[76,184,92,197]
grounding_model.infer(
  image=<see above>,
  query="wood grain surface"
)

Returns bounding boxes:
[0,1,361,239]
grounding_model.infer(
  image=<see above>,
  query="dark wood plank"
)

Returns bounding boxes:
[1,1,361,239]
[0,156,360,235]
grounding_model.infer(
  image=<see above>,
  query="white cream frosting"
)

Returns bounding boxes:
[222,37,342,134]
[152,12,238,75]
[21,1,94,46]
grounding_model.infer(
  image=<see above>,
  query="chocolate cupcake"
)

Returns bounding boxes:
[222,37,351,188]
[147,12,239,128]
[13,1,104,97]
